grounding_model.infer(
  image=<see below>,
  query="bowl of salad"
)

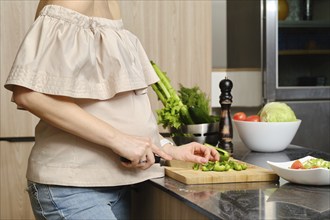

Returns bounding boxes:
[267,156,330,185]
[233,102,301,152]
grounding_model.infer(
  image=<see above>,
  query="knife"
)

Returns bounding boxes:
[120,154,166,166]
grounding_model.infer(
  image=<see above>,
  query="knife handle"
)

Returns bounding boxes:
[120,155,161,164]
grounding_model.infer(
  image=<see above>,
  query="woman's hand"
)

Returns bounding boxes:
[111,134,172,170]
[163,142,220,164]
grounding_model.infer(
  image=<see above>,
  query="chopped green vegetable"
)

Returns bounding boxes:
[241,163,248,170]
[303,158,330,169]
[259,102,297,122]
[193,163,200,171]
[196,159,247,172]
[204,143,230,162]
[214,163,226,172]
[192,144,247,172]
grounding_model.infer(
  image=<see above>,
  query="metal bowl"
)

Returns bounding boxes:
[170,122,219,146]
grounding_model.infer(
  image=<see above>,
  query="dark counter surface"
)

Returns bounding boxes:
[149,142,330,220]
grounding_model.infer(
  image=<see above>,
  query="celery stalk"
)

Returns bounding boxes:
[151,61,194,128]
[151,84,167,105]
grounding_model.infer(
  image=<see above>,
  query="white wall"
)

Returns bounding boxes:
[211,70,263,107]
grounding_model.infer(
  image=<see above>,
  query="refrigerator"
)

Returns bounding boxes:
[262,0,330,153]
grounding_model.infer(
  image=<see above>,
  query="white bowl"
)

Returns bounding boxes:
[233,119,301,152]
[267,156,330,185]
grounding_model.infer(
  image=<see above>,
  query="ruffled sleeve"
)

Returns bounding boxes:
[4,5,159,100]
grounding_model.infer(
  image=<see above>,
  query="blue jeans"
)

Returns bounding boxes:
[27,181,131,220]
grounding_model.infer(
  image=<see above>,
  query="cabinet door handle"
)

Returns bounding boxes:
[0,137,35,142]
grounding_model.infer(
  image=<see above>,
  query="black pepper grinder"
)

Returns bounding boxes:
[218,77,233,155]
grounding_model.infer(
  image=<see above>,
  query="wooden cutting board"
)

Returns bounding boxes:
[165,160,279,185]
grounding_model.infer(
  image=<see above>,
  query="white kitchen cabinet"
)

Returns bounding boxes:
[0,1,39,138]
[1,2,38,219]
[0,142,34,219]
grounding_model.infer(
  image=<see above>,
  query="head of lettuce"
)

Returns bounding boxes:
[259,102,297,122]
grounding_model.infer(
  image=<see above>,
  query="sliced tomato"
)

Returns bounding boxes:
[233,112,247,121]
[291,160,304,169]
[245,115,261,122]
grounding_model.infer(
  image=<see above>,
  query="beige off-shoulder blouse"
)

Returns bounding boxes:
[5,5,164,187]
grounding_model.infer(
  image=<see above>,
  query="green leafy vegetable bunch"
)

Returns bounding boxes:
[151,61,216,129]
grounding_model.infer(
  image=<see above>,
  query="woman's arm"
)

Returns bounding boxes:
[13,86,172,167]
[35,1,47,19]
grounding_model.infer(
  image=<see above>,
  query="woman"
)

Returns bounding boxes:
[5,1,219,219]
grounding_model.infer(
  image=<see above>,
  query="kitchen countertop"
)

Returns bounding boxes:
[148,142,330,220]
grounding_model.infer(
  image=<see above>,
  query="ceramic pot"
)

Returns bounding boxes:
[170,122,219,146]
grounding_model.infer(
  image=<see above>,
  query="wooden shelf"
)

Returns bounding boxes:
[279,20,330,28]
[279,50,330,55]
